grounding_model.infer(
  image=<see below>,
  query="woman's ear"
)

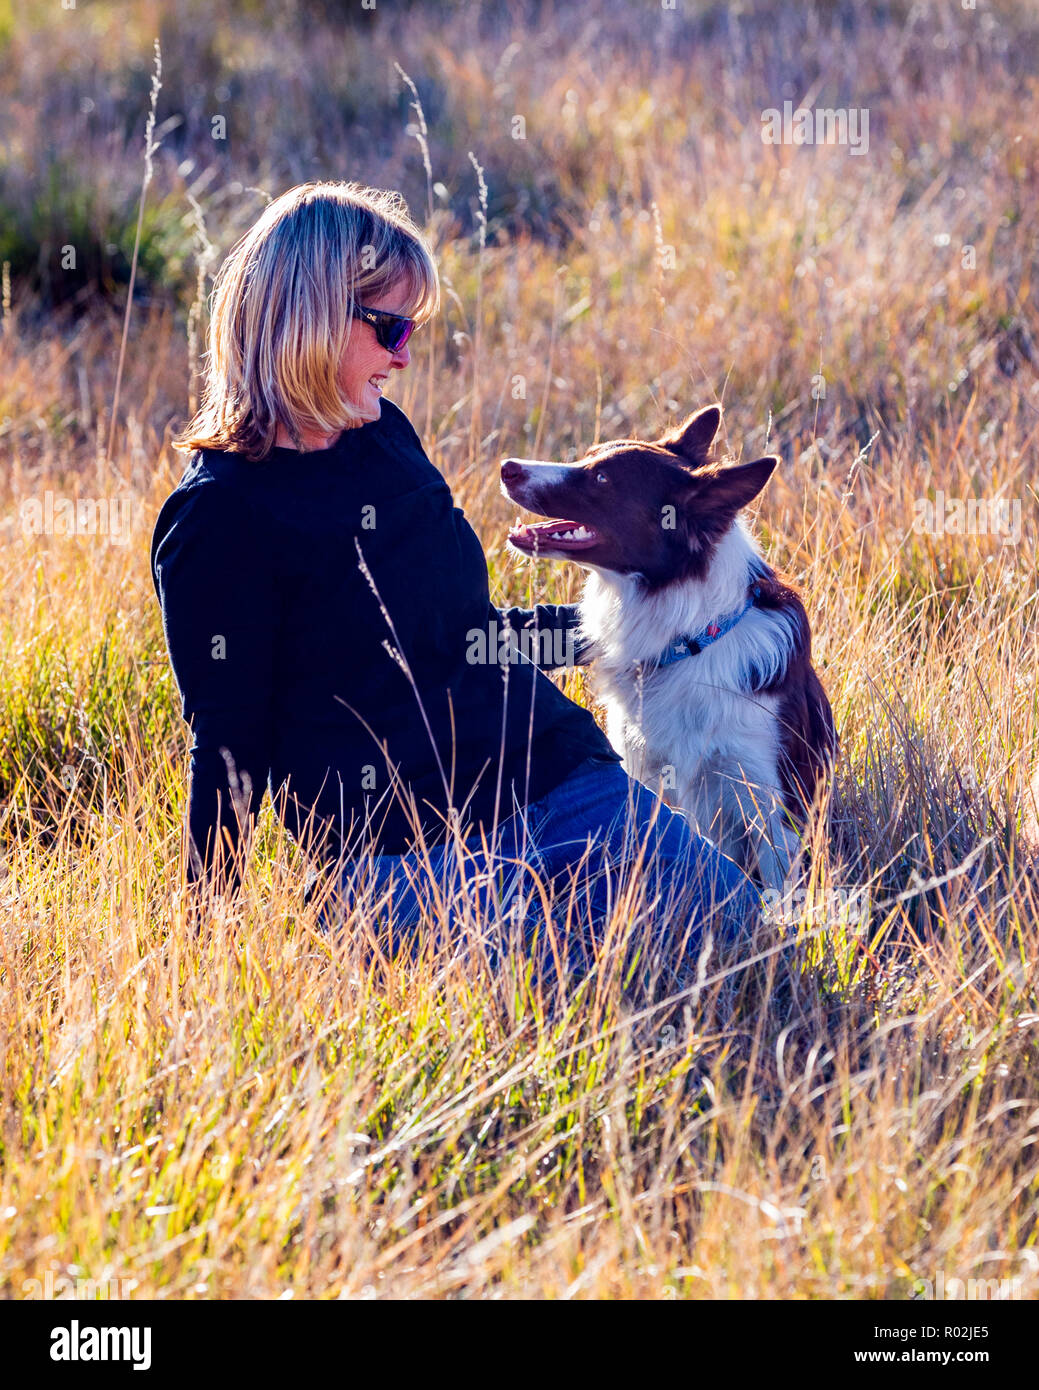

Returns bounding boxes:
[658,404,723,468]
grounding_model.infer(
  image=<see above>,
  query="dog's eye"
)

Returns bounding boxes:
[596,472,609,484]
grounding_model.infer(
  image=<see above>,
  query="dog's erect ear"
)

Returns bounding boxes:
[659,404,722,468]
[695,455,779,512]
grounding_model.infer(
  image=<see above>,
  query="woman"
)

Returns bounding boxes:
[151,181,758,954]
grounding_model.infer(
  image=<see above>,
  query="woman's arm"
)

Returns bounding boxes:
[152,481,277,896]
[494,601,595,670]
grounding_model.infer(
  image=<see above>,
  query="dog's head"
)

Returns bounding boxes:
[500,405,778,589]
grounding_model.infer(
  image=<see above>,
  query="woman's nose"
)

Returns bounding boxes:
[390,343,411,368]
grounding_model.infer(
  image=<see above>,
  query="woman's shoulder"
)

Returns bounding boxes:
[188,444,271,484]
[371,399,455,500]
[151,448,278,551]
[375,397,425,452]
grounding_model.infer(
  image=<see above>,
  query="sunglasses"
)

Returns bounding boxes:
[352,302,416,353]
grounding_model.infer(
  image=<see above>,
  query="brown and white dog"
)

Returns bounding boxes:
[500,405,836,890]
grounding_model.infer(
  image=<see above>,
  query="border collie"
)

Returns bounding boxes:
[500,405,836,890]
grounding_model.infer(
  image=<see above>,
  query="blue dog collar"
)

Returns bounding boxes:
[638,584,763,675]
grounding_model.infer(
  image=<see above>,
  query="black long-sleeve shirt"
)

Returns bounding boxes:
[150,398,621,890]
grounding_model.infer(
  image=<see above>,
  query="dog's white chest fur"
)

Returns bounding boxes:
[578,523,802,888]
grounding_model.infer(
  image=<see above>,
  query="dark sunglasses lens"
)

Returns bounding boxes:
[384,316,414,352]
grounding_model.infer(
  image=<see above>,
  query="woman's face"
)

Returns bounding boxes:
[338,280,413,422]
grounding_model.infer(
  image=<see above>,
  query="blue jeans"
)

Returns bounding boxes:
[322,756,762,982]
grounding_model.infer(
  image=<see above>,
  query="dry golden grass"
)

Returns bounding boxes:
[1,0,1038,1299]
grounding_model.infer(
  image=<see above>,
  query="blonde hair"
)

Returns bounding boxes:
[174,181,439,460]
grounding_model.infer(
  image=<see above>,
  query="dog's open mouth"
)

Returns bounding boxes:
[507,519,599,553]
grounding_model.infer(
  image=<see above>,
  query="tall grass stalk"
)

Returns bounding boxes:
[105,38,162,467]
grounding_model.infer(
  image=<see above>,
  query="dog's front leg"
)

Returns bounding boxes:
[605,703,647,783]
[730,771,803,894]
[754,808,804,895]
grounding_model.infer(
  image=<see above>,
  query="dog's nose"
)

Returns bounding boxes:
[500,458,523,482]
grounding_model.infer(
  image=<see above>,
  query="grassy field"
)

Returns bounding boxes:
[1,0,1038,1299]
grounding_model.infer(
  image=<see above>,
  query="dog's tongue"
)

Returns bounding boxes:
[509,519,598,549]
